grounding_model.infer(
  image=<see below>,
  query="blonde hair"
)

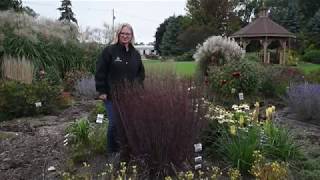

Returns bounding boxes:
[112,23,135,45]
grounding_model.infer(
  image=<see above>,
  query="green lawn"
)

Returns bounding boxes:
[297,62,320,74]
[143,60,197,77]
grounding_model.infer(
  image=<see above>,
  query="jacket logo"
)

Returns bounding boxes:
[114,57,122,62]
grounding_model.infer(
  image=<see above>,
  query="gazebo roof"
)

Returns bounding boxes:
[230,16,296,38]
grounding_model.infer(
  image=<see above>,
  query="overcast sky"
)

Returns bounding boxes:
[23,0,187,43]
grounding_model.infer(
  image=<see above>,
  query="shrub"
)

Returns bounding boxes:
[302,50,320,64]
[66,117,108,162]
[243,53,260,62]
[193,36,244,81]
[0,80,61,121]
[63,70,90,92]
[208,60,260,98]
[144,54,159,60]
[112,72,207,177]
[286,83,320,122]
[286,50,299,66]
[175,51,194,61]
[259,66,304,97]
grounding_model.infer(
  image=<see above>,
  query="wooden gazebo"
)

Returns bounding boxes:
[230,8,296,64]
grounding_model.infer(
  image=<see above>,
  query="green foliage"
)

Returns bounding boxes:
[2,31,74,79]
[0,0,22,11]
[299,0,320,25]
[243,53,260,62]
[201,119,220,159]
[0,11,101,82]
[68,118,90,145]
[270,0,300,34]
[174,51,194,62]
[154,16,176,55]
[194,36,244,84]
[302,50,320,64]
[0,80,61,121]
[159,16,184,56]
[216,125,261,173]
[185,0,241,35]
[89,123,107,154]
[259,66,304,97]
[305,69,320,83]
[262,122,301,161]
[209,60,260,98]
[67,117,108,163]
[58,0,77,24]
[286,50,299,66]
[88,101,107,122]
[177,25,215,52]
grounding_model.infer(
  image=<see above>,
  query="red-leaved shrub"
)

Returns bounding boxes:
[112,72,207,177]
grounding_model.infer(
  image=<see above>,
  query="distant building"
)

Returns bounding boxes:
[135,45,157,56]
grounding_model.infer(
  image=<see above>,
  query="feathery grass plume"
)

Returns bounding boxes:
[112,70,207,178]
[1,55,34,84]
[0,10,78,43]
[194,36,244,75]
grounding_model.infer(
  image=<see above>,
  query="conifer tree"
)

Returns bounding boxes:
[159,16,184,56]
[307,9,320,47]
[58,0,77,24]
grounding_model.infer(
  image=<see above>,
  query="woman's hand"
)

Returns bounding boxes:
[99,94,107,100]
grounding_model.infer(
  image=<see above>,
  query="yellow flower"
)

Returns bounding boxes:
[239,114,245,126]
[254,102,260,107]
[265,107,273,121]
[230,125,237,135]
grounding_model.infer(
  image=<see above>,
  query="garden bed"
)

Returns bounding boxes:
[0,99,319,179]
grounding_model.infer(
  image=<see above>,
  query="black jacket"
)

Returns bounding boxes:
[95,43,145,96]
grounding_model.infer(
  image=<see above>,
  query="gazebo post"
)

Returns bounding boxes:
[280,39,287,65]
[242,40,249,52]
[261,38,271,64]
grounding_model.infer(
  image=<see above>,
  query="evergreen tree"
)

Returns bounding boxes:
[0,0,22,11]
[58,0,77,24]
[185,0,241,36]
[298,0,320,25]
[0,0,37,17]
[307,9,320,47]
[159,16,184,56]
[154,16,175,55]
[275,0,300,33]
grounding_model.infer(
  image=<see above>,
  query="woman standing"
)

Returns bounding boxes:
[95,23,145,156]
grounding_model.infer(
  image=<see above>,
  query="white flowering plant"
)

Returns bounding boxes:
[202,101,300,173]
[193,36,244,81]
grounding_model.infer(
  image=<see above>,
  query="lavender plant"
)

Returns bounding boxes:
[286,83,320,122]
